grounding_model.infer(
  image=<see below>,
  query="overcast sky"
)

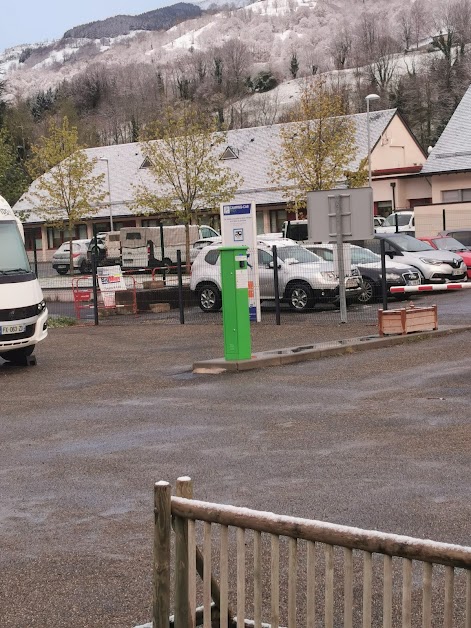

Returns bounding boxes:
[1,1,171,51]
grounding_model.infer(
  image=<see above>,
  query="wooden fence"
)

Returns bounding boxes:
[152,478,471,628]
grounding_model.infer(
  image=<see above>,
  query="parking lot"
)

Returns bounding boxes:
[1,314,470,627]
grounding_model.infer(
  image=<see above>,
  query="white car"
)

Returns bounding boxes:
[190,240,363,312]
[375,211,415,234]
[52,239,91,275]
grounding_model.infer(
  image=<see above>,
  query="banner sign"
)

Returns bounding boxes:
[97,265,126,307]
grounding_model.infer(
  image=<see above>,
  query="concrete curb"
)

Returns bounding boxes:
[192,325,471,373]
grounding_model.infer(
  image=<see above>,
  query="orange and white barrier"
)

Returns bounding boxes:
[390,282,471,294]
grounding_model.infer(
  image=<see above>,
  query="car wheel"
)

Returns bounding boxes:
[79,260,89,274]
[0,345,35,363]
[357,277,376,304]
[287,282,315,312]
[197,283,222,312]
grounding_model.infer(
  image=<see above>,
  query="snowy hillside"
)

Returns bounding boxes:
[0,0,436,105]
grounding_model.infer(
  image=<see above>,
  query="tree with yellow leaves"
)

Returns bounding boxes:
[28,117,106,273]
[270,80,366,212]
[133,104,242,271]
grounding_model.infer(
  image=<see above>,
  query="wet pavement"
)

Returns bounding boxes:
[0,321,470,627]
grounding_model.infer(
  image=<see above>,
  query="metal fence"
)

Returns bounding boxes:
[151,477,471,628]
[34,246,428,328]
[33,214,471,328]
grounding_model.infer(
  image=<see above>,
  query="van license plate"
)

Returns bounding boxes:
[1,324,26,335]
[452,269,462,275]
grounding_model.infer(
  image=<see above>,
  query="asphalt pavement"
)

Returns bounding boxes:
[1,321,470,627]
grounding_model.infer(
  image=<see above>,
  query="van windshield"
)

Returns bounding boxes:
[384,213,412,227]
[0,221,31,274]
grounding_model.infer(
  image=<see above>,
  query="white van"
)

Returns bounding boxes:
[375,211,415,234]
[120,224,220,269]
[282,220,308,243]
[0,196,48,364]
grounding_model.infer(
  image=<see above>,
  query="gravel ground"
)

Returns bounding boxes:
[1,321,470,627]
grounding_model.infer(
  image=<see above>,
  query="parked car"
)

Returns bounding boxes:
[419,235,471,278]
[374,216,386,229]
[304,243,421,304]
[190,236,222,263]
[52,239,92,275]
[439,228,471,248]
[190,241,363,312]
[354,234,467,283]
[375,211,415,235]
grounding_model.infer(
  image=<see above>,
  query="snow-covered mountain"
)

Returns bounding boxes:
[0,0,434,104]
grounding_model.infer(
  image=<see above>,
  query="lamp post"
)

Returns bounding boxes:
[365,93,380,188]
[99,157,113,231]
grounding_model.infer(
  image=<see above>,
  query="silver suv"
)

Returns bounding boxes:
[190,241,363,312]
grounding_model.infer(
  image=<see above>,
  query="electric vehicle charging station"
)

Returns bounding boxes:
[220,202,260,322]
[220,246,252,361]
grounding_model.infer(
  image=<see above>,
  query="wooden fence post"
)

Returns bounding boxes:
[175,476,193,628]
[154,481,172,628]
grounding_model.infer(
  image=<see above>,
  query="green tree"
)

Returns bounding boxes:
[27,117,106,273]
[0,129,29,205]
[270,80,357,211]
[134,104,242,270]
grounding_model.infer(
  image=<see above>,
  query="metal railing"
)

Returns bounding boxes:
[152,478,471,628]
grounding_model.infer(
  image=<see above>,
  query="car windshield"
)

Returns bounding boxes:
[350,247,381,263]
[384,213,412,227]
[276,246,321,264]
[388,234,434,252]
[432,237,468,252]
[0,221,31,274]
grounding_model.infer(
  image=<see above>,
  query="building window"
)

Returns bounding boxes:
[442,189,461,202]
[269,210,287,233]
[256,212,265,234]
[24,228,42,251]
[77,224,88,239]
[441,189,471,202]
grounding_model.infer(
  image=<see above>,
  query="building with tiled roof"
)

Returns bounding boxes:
[413,85,471,237]
[15,108,429,260]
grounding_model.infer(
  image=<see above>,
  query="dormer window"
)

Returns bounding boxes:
[220,146,239,160]
[140,157,154,169]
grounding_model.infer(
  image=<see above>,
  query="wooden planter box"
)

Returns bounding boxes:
[378,304,438,336]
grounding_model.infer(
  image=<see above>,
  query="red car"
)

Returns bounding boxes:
[419,236,471,278]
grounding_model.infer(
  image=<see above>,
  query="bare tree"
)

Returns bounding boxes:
[329,24,353,70]
[368,34,400,93]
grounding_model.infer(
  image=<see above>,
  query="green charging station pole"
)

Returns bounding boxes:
[220,245,252,361]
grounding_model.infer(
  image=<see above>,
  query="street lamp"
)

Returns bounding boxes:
[365,93,380,188]
[99,156,113,231]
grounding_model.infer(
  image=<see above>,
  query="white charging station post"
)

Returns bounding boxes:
[220,201,261,322]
